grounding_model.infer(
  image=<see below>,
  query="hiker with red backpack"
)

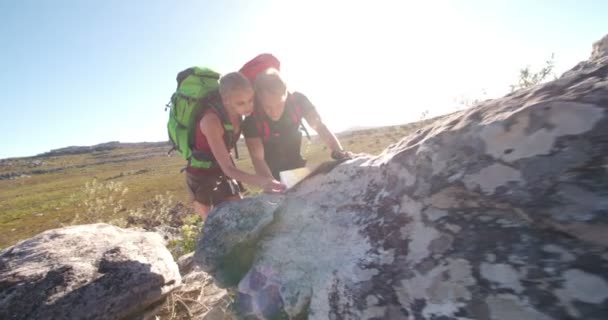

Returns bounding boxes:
[240,54,352,181]
[167,69,286,220]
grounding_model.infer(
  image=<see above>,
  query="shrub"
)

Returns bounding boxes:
[72,179,128,225]
[126,192,193,229]
[510,54,556,91]
[166,214,204,259]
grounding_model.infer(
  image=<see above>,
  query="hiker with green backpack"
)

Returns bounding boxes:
[167,68,285,220]
[239,54,353,181]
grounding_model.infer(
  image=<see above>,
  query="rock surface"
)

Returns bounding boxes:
[195,35,608,319]
[0,223,181,320]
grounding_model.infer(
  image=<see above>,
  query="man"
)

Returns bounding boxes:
[242,64,351,181]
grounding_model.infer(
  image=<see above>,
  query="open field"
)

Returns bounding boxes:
[0,120,433,249]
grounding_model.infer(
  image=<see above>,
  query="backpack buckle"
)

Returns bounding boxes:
[167,146,176,156]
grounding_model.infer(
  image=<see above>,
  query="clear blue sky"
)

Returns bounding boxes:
[1,0,606,159]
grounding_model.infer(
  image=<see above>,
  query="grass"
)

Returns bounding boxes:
[0,121,430,250]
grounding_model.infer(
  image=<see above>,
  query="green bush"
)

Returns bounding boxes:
[126,192,191,229]
[511,54,556,91]
[166,214,204,259]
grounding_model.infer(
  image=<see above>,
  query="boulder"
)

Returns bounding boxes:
[0,223,181,320]
[194,34,608,319]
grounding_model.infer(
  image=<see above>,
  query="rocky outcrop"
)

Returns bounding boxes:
[40,141,123,157]
[195,35,608,319]
[37,141,171,157]
[0,141,172,180]
[0,155,156,181]
[0,172,31,180]
[0,223,181,320]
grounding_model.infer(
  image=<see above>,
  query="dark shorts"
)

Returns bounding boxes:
[185,171,244,207]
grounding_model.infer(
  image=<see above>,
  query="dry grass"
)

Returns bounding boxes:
[154,271,234,320]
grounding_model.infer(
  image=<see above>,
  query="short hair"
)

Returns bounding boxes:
[219,72,252,97]
[254,68,287,96]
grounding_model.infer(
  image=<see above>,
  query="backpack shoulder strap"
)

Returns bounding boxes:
[253,108,271,142]
[203,91,235,148]
[289,92,311,140]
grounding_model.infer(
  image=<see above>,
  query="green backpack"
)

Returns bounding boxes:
[166,67,235,169]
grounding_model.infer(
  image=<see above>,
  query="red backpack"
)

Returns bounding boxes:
[239,53,281,83]
[240,54,310,142]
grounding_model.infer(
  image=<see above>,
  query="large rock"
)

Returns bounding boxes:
[195,35,608,319]
[0,223,181,319]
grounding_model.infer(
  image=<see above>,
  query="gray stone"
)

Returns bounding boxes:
[177,252,195,275]
[0,223,181,320]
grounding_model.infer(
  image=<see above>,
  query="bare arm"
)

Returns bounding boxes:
[304,108,344,153]
[200,114,284,192]
[245,137,275,179]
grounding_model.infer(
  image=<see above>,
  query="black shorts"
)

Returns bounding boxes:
[185,171,244,206]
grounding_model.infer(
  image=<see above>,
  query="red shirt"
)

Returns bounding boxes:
[186,109,240,175]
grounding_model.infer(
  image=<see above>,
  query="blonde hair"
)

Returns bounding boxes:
[254,68,287,96]
[219,72,252,97]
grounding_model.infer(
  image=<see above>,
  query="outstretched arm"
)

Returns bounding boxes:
[245,137,275,179]
[201,114,285,193]
[303,109,350,159]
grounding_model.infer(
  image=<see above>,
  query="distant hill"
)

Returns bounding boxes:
[340,125,380,133]
[37,141,171,157]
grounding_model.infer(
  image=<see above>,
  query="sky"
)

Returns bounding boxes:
[1,0,606,159]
